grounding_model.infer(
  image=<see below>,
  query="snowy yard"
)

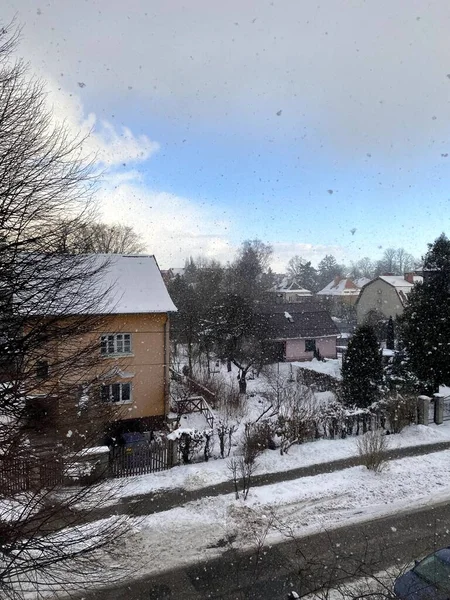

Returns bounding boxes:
[101,421,450,501]
[61,447,450,597]
[32,358,450,597]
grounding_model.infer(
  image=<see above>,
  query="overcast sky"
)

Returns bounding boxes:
[4,0,450,270]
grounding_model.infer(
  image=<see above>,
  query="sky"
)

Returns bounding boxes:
[3,0,450,270]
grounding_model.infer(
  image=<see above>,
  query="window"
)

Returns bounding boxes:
[305,339,316,352]
[101,382,132,404]
[100,333,132,355]
[36,360,49,379]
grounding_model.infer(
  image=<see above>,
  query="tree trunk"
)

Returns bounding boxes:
[238,375,247,394]
[187,341,193,376]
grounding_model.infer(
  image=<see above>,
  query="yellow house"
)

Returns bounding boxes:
[25,254,177,443]
[91,255,177,435]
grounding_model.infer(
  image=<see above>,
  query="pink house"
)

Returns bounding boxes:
[261,305,339,362]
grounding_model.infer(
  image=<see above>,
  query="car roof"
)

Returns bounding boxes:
[434,548,450,564]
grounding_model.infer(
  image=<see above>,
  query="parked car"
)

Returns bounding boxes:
[394,547,450,599]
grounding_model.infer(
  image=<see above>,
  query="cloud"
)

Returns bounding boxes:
[45,80,159,167]
[97,174,234,268]
[39,80,234,267]
[9,0,450,161]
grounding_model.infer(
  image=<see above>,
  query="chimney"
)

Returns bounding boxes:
[404,272,414,284]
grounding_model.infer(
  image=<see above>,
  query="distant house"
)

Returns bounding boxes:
[269,277,313,304]
[353,277,372,289]
[161,267,185,286]
[317,276,361,305]
[260,305,339,361]
[356,273,422,324]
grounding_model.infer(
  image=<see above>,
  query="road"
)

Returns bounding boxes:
[75,498,450,599]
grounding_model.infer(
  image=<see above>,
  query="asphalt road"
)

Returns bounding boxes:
[74,498,450,600]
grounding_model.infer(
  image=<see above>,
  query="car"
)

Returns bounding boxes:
[394,547,450,599]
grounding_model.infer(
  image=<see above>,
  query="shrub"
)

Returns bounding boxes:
[383,394,417,433]
[296,367,339,392]
[356,430,389,472]
[242,422,276,463]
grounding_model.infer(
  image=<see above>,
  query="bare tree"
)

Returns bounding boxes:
[51,221,146,255]
[286,255,318,291]
[0,24,129,598]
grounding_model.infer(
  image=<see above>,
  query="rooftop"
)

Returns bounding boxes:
[94,254,177,314]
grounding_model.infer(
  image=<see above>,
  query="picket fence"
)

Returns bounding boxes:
[109,439,175,478]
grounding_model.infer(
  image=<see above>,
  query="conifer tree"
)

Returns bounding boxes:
[341,325,383,408]
[398,233,450,393]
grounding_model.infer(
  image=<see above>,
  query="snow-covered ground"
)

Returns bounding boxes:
[100,421,450,500]
[292,357,342,380]
[60,447,450,597]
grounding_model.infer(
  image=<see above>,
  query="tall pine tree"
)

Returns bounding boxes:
[341,325,383,408]
[398,233,450,393]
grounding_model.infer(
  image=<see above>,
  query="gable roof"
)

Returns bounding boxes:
[95,255,177,314]
[378,275,415,289]
[259,306,339,340]
[353,277,372,288]
[356,274,422,308]
[21,254,177,316]
[272,276,312,295]
[317,277,360,296]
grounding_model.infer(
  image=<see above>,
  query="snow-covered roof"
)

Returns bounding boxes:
[277,287,313,296]
[379,275,415,289]
[271,277,312,296]
[377,275,422,306]
[317,277,360,296]
[353,277,371,288]
[95,255,177,314]
[15,254,177,316]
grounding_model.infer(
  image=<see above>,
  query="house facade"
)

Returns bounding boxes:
[28,255,177,441]
[356,274,421,324]
[91,255,177,434]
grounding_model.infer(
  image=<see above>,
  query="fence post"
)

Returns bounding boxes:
[434,393,444,425]
[168,439,178,468]
[417,395,431,426]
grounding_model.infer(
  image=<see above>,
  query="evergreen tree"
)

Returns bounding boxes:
[386,316,395,350]
[229,239,274,301]
[398,233,450,393]
[341,325,383,408]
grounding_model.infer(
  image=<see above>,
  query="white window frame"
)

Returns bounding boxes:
[101,382,132,404]
[100,333,132,356]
